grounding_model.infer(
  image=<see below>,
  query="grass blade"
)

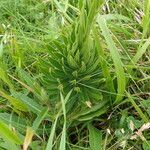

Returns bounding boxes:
[97,16,126,103]
[126,91,149,123]
[46,91,72,150]
[59,93,67,150]
[94,29,115,102]
[132,36,150,63]
[46,115,59,150]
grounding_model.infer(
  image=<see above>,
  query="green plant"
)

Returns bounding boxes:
[38,0,110,122]
[0,0,150,149]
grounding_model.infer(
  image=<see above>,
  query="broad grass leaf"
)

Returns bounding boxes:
[12,92,42,114]
[0,91,28,112]
[78,107,107,121]
[0,140,19,150]
[0,113,27,132]
[101,14,130,22]
[0,120,22,145]
[78,101,107,117]
[88,124,102,150]
[76,101,108,121]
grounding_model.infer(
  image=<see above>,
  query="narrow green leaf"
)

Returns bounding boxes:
[126,91,149,123]
[94,29,115,101]
[59,93,66,150]
[46,115,59,150]
[142,0,150,38]
[46,91,72,150]
[132,36,150,63]
[59,123,66,150]
[97,16,126,103]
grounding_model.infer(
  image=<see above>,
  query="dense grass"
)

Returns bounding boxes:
[0,0,150,149]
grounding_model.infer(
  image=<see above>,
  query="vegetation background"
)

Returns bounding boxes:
[0,0,150,149]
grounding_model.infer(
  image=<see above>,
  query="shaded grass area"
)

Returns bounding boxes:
[0,0,150,149]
